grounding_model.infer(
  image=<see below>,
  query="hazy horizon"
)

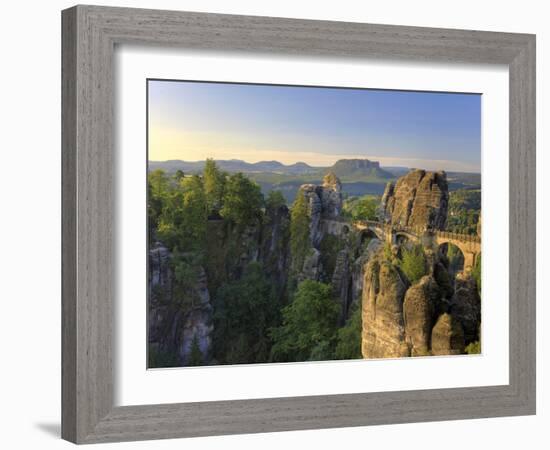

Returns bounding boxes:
[148,157,481,174]
[148,80,481,173]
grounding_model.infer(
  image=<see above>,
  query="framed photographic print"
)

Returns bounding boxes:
[62,5,536,444]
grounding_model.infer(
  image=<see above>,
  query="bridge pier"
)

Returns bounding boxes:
[463,252,476,273]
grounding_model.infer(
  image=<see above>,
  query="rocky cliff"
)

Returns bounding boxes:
[295,173,380,322]
[379,169,449,230]
[362,169,479,359]
[148,242,213,366]
[298,172,343,248]
[361,248,477,359]
[362,258,409,358]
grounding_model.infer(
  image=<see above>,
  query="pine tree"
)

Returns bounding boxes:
[290,190,310,271]
[203,158,226,215]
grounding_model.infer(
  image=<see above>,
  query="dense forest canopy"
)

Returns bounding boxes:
[148,160,366,366]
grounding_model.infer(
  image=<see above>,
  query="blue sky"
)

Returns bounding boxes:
[148,79,481,172]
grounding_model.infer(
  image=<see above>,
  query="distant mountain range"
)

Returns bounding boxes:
[148,158,480,202]
[148,159,319,175]
[148,158,394,179]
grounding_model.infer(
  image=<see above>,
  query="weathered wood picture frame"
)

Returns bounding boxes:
[61,5,536,444]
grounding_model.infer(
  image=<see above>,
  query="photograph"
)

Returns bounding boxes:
[146,80,482,368]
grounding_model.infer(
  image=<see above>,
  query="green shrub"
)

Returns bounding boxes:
[290,190,311,271]
[270,280,339,362]
[335,306,363,360]
[343,195,379,221]
[400,244,427,284]
[465,341,481,354]
[212,263,280,365]
[148,346,179,368]
[319,234,345,278]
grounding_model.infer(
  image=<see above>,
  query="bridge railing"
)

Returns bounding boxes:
[353,220,481,244]
[434,230,481,243]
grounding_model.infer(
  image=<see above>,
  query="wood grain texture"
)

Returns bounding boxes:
[61,4,536,444]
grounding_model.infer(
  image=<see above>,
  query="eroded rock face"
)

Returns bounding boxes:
[351,238,382,307]
[299,183,324,247]
[450,272,481,344]
[298,172,344,248]
[379,169,449,230]
[362,257,410,358]
[260,203,291,294]
[403,275,439,356]
[361,249,479,359]
[431,313,465,356]
[332,249,352,323]
[178,266,213,364]
[148,243,213,366]
[301,248,322,281]
[321,172,343,218]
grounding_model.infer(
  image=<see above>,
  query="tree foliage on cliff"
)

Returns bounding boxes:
[399,244,428,284]
[290,190,311,271]
[220,173,264,228]
[335,306,363,360]
[447,189,481,235]
[212,263,280,364]
[343,195,379,221]
[203,158,226,216]
[265,190,287,210]
[149,171,208,253]
[270,280,339,362]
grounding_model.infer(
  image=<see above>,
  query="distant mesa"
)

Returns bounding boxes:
[148,157,393,178]
[326,159,393,180]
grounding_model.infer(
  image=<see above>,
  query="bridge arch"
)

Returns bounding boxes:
[438,242,465,275]
[434,232,481,272]
[394,231,420,245]
[359,228,379,245]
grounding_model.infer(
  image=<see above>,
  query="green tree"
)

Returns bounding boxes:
[212,263,280,364]
[203,158,226,215]
[344,195,379,221]
[155,174,207,252]
[174,169,185,182]
[319,234,346,279]
[181,175,208,250]
[220,173,263,227]
[171,252,204,309]
[400,244,427,284]
[265,190,287,210]
[147,169,170,236]
[335,306,363,360]
[465,340,481,354]
[187,334,203,366]
[290,190,311,271]
[447,189,481,234]
[270,280,339,362]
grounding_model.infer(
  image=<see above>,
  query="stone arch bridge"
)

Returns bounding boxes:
[352,220,481,272]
